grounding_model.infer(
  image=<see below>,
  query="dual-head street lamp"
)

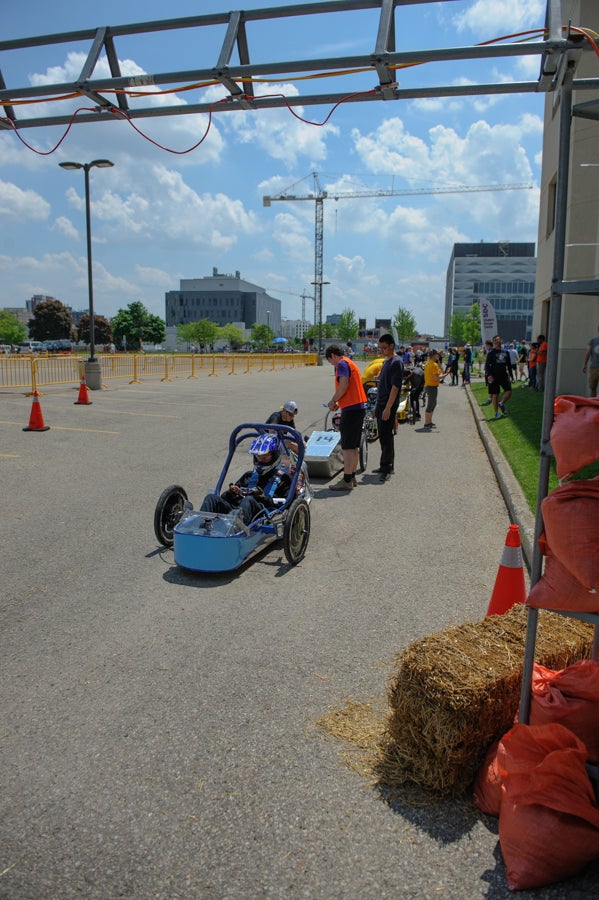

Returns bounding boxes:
[59,159,113,366]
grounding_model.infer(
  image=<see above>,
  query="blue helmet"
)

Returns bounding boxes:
[249,433,282,474]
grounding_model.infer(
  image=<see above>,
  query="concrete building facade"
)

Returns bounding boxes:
[444,242,536,342]
[165,269,282,335]
[534,0,599,395]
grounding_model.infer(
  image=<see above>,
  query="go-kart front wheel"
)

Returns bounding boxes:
[154,484,188,548]
[283,498,310,565]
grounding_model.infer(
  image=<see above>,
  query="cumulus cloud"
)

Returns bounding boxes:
[350,114,537,185]
[134,265,173,288]
[203,82,338,169]
[54,216,79,240]
[25,51,224,165]
[453,0,546,38]
[0,180,50,220]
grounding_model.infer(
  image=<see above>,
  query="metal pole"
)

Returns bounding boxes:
[83,164,96,363]
[519,64,574,725]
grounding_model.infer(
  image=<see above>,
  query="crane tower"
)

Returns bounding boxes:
[263,174,533,357]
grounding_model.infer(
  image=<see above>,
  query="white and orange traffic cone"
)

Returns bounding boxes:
[486,524,526,616]
[23,391,50,432]
[74,373,92,405]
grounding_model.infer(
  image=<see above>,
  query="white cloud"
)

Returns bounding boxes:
[134,265,173,288]
[0,179,50,220]
[271,211,313,260]
[25,51,224,165]
[453,0,545,38]
[54,216,79,240]
[351,115,538,186]
[204,83,338,169]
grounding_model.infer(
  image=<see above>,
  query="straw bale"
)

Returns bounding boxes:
[383,606,594,796]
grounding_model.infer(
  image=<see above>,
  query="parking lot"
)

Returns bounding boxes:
[1,369,596,898]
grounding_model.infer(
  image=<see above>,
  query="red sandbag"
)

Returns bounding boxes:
[551,395,599,479]
[472,741,502,816]
[541,478,599,591]
[526,535,599,613]
[530,661,599,762]
[497,723,599,891]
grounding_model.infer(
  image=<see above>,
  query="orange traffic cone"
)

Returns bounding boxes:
[486,524,526,616]
[74,373,92,405]
[23,391,50,432]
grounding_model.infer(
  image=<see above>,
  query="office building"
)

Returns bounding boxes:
[165,268,281,334]
[444,242,536,341]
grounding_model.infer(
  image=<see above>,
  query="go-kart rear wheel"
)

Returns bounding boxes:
[359,430,368,473]
[283,498,310,565]
[154,484,188,548]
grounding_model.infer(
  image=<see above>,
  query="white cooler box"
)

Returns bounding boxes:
[304,430,344,478]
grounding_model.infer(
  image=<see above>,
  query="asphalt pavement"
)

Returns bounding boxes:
[1,366,597,899]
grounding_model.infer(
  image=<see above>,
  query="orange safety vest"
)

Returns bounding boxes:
[336,356,367,408]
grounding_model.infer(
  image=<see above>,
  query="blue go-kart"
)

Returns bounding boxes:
[153,423,312,572]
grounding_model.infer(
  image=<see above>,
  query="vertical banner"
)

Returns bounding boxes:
[480,299,497,344]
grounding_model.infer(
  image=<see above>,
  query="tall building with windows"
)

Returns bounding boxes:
[444,242,536,342]
[165,268,281,333]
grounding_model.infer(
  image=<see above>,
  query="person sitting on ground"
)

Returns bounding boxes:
[200,434,292,525]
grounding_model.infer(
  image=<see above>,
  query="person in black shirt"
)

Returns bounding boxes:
[373,334,404,481]
[484,335,514,419]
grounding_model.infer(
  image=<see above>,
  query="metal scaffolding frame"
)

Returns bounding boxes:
[1,0,599,131]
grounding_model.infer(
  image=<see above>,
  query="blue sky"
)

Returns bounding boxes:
[0,0,549,334]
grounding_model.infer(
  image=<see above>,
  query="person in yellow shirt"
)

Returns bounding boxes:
[423,349,443,429]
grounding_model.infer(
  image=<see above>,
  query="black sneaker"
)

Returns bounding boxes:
[372,467,393,474]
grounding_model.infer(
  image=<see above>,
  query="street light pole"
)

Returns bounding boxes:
[59,159,113,387]
[311,279,330,365]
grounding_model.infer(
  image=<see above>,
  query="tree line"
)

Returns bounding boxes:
[0,299,165,350]
[1,298,482,352]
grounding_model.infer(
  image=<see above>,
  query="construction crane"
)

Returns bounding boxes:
[267,288,314,324]
[263,173,533,357]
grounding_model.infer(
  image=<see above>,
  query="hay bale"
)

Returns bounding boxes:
[382,606,594,797]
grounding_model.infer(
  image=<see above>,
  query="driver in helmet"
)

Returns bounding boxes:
[199,434,292,524]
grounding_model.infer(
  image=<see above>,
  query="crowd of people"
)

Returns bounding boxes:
[197,325,598,518]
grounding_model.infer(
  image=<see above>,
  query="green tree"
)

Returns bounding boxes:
[189,319,219,348]
[336,308,359,342]
[28,299,72,341]
[177,323,199,348]
[111,301,166,350]
[251,323,275,349]
[0,310,26,345]
[219,323,245,350]
[392,306,417,341]
[304,323,336,343]
[448,310,467,345]
[77,314,112,346]
[464,302,482,346]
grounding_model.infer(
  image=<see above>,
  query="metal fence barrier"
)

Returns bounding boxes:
[0,352,318,393]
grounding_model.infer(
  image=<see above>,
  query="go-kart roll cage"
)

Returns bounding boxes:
[214,422,306,515]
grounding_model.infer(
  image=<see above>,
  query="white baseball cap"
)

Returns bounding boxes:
[283,400,298,414]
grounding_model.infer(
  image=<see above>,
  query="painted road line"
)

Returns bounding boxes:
[0,420,119,434]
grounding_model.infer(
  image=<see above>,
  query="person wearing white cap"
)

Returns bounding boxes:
[266,401,299,453]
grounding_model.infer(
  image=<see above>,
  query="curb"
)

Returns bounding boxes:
[465,385,536,574]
